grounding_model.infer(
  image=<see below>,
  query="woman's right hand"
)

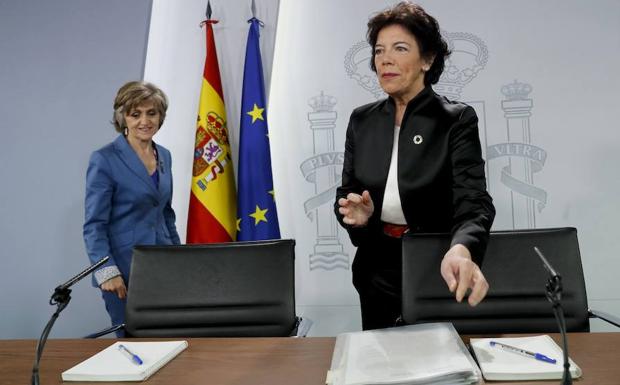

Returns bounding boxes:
[338,190,374,227]
[100,276,127,299]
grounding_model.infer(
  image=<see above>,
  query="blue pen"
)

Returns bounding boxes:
[118,344,143,365]
[489,341,556,364]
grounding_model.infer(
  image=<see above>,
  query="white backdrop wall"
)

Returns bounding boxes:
[147,0,620,336]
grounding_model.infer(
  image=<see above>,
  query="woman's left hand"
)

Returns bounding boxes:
[440,244,489,306]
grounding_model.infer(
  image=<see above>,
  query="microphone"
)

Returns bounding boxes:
[534,246,559,280]
[533,246,572,385]
[52,256,109,303]
[158,158,165,173]
[32,256,109,385]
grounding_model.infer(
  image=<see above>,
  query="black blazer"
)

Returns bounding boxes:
[334,87,495,263]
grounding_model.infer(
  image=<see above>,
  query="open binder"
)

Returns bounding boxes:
[326,323,480,385]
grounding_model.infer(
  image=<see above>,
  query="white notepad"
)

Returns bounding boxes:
[62,340,188,382]
[470,335,582,381]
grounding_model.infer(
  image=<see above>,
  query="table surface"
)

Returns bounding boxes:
[1,333,618,385]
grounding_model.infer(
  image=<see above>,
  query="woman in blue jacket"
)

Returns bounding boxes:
[84,81,180,331]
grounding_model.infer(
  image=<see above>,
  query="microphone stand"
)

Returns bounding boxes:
[31,256,109,385]
[534,247,572,385]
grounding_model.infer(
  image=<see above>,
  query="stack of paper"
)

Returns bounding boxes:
[61,340,188,382]
[326,323,480,385]
[470,335,582,381]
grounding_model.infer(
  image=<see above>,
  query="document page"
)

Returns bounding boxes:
[341,323,478,385]
[62,340,188,382]
[470,335,582,381]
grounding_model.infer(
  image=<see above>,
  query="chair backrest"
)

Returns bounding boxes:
[125,239,297,337]
[401,227,590,334]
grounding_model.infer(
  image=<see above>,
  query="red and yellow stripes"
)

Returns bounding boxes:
[187,20,237,243]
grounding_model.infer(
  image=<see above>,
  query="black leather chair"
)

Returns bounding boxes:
[400,227,619,334]
[88,239,311,338]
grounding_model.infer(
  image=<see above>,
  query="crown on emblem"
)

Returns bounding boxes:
[344,41,385,99]
[501,80,533,100]
[308,91,337,112]
[435,31,488,100]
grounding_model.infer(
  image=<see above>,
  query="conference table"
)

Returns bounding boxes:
[1,333,618,385]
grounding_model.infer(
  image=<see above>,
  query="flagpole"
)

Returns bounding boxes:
[237,1,281,241]
[187,0,238,243]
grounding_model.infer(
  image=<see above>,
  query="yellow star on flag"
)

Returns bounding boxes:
[268,190,275,201]
[236,218,242,232]
[247,103,265,123]
[249,205,268,225]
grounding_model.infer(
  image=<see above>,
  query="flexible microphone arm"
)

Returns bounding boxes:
[31,256,109,385]
[534,247,572,385]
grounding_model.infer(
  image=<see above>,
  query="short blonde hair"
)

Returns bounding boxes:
[112,81,168,133]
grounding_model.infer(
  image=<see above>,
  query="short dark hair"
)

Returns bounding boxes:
[367,1,450,86]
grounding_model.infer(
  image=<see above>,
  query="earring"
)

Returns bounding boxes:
[124,127,128,136]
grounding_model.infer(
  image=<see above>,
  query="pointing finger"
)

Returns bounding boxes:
[467,270,489,306]
[440,262,457,293]
[455,261,474,302]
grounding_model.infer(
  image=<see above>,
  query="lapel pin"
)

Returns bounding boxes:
[413,135,423,144]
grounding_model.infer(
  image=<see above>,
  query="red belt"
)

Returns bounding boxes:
[382,222,409,238]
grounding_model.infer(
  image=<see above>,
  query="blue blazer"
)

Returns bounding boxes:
[84,135,181,286]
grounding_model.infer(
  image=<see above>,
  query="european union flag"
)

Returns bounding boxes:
[236,17,280,241]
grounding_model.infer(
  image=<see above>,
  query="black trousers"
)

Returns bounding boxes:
[352,234,403,330]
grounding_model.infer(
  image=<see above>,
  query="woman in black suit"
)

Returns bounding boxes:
[335,1,496,330]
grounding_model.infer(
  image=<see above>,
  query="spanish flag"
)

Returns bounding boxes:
[187,17,237,243]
